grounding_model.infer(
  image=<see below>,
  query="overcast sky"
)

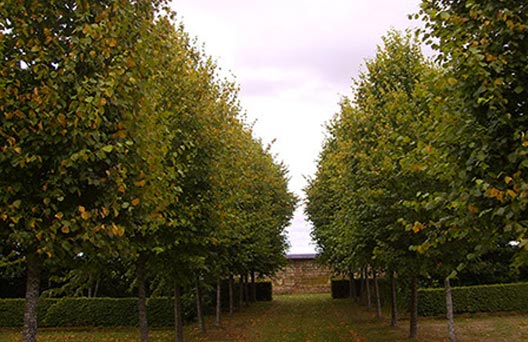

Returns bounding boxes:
[171,0,423,254]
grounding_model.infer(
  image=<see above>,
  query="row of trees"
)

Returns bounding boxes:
[0,1,296,342]
[306,1,527,341]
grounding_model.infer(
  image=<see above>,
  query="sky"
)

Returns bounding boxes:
[171,0,423,254]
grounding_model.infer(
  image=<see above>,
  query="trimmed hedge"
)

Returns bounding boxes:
[43,298,137,327]
[255,282,272,301]
[335,279,528,317]
[0,281,272,327]
[419,282,528,316]
[0,298,59,327]
[331,280,350,299]
[0,297,195,328]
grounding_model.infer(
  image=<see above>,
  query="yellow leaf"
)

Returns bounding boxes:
[485,53,497,62]
[506,190,517,199]
[522,141,528,147]
[468,205,478,214]
[486,187,504,202]
[78,206,86,213]
[81,211,90,220]
[447,78,458,86]
[111,223,124,236]
[412,164,423,172]
[505,176,513,184]
[412,221,425,233]
[14,147,21,154]
[57,113,66,127]
[131,198,140,206]
[134,180,146,188]
[425,145,433,154]
[61,226,70,234]
[55,212,63,220]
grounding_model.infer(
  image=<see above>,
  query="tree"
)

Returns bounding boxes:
[418,0,528,265]
[0,1,170,341]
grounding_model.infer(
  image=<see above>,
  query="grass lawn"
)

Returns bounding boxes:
[1,293,527,341]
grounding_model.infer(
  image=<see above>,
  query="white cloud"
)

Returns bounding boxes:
[171,0,423,254]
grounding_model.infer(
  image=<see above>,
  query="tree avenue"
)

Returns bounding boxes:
[0,2,296,342]
[306,1,527,341]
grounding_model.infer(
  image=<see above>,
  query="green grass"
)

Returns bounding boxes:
[1,293,527,341]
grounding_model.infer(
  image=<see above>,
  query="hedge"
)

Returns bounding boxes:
[0,298,58,327]
[0,281,272,327]
[331,280,350,299]
[418,282,528,316]
[0,297,195,328]
[333,279,528,317]
[255,281,272,301]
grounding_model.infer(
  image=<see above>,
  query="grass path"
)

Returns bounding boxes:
[1,293,527,341]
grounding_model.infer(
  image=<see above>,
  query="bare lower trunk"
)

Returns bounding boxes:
[195,277,206,334]
[228,274,234,314]
[94,278,100,298]
[137,256,149,342]
[215,277,221,327]
[365,267,372,311]
[409,275,418,338]
[23,254,41,342]
[373,269,382,320]
[243,274,249,307]
[349,273,356,300]
[358,270,364,304]
[250,271,257,302]
[87,274,93,297]
[390,271,398,327]
[174,285,184,342]
[445,277,456,342]
[238,275,243,309]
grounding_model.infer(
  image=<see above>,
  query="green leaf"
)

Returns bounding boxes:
[101,145,113,153]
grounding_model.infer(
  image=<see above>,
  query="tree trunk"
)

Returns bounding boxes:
[228,274,234,314]
[250,270,257,302]
[174,285,184,342]
[409,275,418,338]
[243,274,249,307]
[348,273,356,299]
[94,277,100,298]
[87,273,93,298]
[137,256,149,342]
[195,277,206,334]
[358,269,364,304]
[22,254,41,342]
[215,277,221,327]
[390,271,398,327]
[238,275,243,309]
[373,269,382,320]
[365,267,372,311]
[445,277,456,342]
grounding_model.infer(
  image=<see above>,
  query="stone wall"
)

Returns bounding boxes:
[270,257,331,294]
